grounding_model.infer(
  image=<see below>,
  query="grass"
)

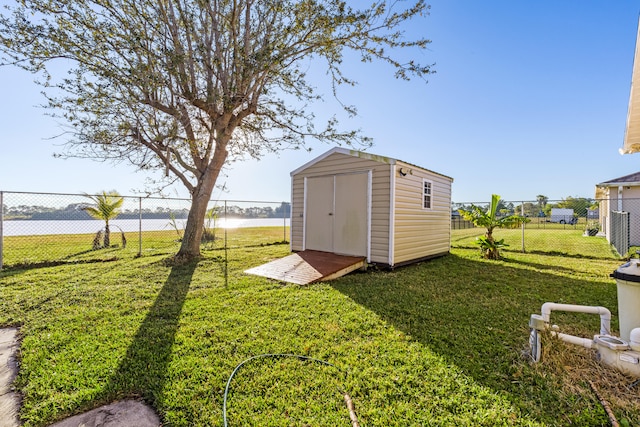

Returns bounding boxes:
[2,226,289,267]
[0,227,637,426]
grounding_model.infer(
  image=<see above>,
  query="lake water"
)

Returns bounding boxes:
[1,217,290,237]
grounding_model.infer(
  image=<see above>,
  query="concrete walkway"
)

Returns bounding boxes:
[0,328,161,427]
[0,328,20,427]
[48,400,161,427]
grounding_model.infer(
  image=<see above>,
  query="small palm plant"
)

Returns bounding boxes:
[202,206,220,244]
[83,191,124,249]
[459,194,528,259]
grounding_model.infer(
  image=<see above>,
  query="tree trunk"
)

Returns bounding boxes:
[175,154,226,263]
[177,190,210,261]
[485,229,498,260]
[104,222,111,248]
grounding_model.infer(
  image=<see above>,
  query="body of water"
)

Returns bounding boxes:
[1,217,290,237]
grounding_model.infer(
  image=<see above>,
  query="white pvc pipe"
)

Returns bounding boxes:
[551,332,596,349]
[541,302,611,336]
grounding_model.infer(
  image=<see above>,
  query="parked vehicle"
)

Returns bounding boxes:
[549,208,577,224]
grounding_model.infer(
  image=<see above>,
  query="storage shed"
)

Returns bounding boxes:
[290,147,453,268]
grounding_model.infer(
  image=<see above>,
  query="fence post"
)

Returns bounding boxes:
[283,202,287,242]
[138,197,142,257]
[224,200,228,287]
[521,201,525,253]
[0,191,3,270]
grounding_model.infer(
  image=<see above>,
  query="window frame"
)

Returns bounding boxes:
[422,179,433,210]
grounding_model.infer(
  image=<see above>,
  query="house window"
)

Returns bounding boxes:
[423,180,432,209]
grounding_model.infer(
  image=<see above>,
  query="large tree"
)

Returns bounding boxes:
[0,0,432,262]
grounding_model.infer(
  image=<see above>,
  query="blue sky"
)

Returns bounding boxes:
[1,1,639,204]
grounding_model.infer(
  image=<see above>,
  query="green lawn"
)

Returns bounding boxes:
[1,226,289,267]
[0,228,637,426]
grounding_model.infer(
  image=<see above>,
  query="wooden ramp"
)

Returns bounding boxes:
[245,250,366,285]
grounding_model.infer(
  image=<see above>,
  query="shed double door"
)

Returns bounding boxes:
[305,172,369,257]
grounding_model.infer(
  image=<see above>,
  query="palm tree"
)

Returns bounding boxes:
[536,194,548,216]
[459,194,528,259]
[83,191,124,248]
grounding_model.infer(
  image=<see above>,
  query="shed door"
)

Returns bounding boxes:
[333,173,368,256]
[305,176,335,253]
[304,172,369,257]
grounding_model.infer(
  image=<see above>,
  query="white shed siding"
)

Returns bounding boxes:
[392,161,452,265]
[291,176,305,251]
[290,151,392,263]
[291,148,452,268]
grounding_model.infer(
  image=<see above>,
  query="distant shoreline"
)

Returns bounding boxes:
[2,217,290,237]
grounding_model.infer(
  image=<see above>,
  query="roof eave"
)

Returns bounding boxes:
[596,181,640,187]
[290,147,397,176]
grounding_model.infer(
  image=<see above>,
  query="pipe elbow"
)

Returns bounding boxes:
[541,302,555,322]
[540,302,612,336]
[597,306,612,320]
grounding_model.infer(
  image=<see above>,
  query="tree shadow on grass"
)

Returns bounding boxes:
[104,261,196,409]
[331,254,619,425]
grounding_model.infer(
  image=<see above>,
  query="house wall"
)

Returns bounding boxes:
[622,186,640,245]
[392,161,452,265]
[597,185,640,246]
[290,151,393,264]
[597,188,611,239]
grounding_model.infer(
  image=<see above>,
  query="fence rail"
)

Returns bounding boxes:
[4,193,640,268]
[1,191,290,269]
[452,197,640,258]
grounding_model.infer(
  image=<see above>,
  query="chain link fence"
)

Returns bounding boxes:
[6,192,638,268]
[451,198,640,258]
[0,191,290,269]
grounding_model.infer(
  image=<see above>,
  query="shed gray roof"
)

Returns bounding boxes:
[290,147,453,181]
[597,171,640,187]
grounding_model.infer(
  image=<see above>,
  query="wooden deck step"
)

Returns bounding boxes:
[244,250,366,285]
